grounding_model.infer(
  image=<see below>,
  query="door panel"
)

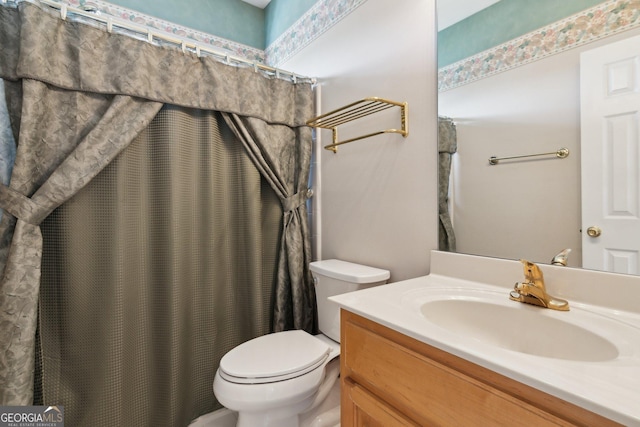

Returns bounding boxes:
[581,35,640,275]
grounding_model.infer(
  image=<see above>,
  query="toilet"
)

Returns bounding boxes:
[212,259,390,427]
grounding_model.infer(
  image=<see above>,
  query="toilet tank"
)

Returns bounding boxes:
[310,259,390,342]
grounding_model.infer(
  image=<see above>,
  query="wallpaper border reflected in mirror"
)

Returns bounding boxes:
[438,0,640,91]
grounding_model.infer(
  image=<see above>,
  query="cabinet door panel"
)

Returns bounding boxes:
[343,378,418,427]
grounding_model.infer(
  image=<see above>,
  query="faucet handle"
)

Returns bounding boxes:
[519,259,545,288]
[551,249,572,266]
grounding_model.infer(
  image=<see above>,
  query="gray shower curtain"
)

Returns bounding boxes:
[0,1,315,411]
[39,106,282,425]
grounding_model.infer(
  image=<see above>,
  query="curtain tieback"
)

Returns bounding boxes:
[282,188,313,212]
[0,184,47,225]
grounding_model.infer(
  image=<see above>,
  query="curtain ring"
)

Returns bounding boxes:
[60,4,67,20]
[195,46,201,57]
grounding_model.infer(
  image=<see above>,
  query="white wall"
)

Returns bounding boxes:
[281,0,438,281]
[439,28,640,268]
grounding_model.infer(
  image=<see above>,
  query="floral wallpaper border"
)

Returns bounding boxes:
[50,0,369,69]
[13,1,637,85]
[264,0,368,67]
[439,0,640,92]
[55,0,267,63]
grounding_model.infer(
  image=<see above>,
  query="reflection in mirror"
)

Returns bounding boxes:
[437,0,640,274]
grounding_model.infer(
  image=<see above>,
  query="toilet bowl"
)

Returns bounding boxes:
[213,331,340,427]
[213,259,390,427]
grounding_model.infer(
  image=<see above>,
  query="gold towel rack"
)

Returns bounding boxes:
[489,147,570,165]
[306,97,408,153]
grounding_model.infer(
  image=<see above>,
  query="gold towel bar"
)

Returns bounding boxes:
[306,97,408,153]
[489,147,569,165]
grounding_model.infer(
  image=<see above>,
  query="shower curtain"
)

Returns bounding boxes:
[0,2,316,422]
[38,106,282,425]
[438,117,457,251]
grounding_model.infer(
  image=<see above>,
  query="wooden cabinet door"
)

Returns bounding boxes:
[342,378,419,427]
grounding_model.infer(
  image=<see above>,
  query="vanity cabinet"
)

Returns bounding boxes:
[340,310,621,427]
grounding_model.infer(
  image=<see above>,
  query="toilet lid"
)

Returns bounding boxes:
[218,330,331,384]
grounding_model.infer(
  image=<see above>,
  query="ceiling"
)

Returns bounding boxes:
[437,0,500,30]
[240,0,271,9]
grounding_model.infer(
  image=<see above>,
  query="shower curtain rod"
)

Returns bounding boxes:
[0,0,315,84]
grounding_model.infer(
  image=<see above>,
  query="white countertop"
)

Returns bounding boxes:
[330,269,640,426]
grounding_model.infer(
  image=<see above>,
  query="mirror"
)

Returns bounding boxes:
[437,0,640,274]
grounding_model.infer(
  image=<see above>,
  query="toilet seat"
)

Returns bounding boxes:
[218,330,331,384]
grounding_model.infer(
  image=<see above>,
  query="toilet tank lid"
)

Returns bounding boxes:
[310,259,390,284]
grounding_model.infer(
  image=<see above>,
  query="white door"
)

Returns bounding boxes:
[581,35,640,275]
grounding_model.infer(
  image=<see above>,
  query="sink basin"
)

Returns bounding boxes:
[420,293,625,362]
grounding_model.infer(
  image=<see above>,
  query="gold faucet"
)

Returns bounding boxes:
[509,259,570,311]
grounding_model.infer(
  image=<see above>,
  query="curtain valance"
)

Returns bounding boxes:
[0,3,313,127]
